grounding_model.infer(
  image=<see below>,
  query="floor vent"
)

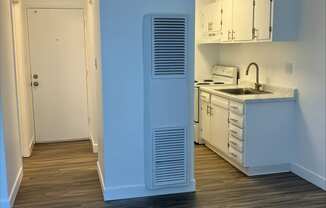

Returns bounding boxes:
[152,128,187,187]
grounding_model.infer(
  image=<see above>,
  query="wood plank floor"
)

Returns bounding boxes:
[14,141,326,208]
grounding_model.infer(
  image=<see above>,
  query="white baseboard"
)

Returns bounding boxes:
[9,167,23,207]
[96,159,196,201]
[291,163,326,191]
[91,137,98,153]
[205,142,291,176]
[96,161,106,196]
[23,138,34,158]
[36,137,89,143]
[103,180,196,201]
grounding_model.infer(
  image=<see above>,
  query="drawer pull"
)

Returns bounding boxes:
[230,118,239,123]
[230,106,238,110]
[230,130,238,135]
[230,153,238,158]
[230,141,238,147]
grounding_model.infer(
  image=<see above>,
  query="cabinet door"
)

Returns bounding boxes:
[232,0,254,41]
[200,101,211,142]
[205,0,223,40]
[210,97,229,155]
[221,0,233,42]
[254,0,272,40]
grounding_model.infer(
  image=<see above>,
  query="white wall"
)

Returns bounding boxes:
[12,0,35,158]
[85,0,103,153]
[99,0,195,201]
[196,0,326,190]
[195,0,221,80]
[0,0,24,207]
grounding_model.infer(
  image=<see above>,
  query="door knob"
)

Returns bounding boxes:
[33,74,39,79]
[33,82,39,87]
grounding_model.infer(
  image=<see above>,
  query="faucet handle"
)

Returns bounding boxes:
[255,83,263,91]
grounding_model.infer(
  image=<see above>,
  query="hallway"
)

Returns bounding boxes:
[14,141,103,208]
[14,142,326,208]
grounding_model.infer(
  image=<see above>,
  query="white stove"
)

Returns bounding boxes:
[194,65,238,144]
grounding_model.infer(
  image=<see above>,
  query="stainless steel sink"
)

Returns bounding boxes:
[216,88,272,95]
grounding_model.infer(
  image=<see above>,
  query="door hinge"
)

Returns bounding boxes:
[253,0,256,7]
[221,9,223,14]
[269,26,272,32]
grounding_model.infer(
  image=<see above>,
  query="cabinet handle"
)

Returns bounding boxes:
[230,153,238,158]
[230,106,239,110]
[230,118,239,123]
[232,30,235,40]
[253,28,259,39]
[228,31,231,40]
[230,141,238,147]
[230,130,238,135]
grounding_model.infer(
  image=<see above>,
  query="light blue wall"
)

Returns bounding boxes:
[0,109,9,208]
[99,0,195,200]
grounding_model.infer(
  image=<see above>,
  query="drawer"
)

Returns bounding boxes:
[229,124,243,140]
[229,112,243,128]
[229,101,244,115]
[229,135,243,152]
[211,95,229,109]
[229,146,243,164]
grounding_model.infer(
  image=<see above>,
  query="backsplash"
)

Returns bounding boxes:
[216,42,299,89]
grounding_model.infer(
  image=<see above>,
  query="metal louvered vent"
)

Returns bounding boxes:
[152,17,187,78]
[152,128,187,187]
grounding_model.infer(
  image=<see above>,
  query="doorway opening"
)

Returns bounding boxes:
[10,0,104,206]
[12,0,103,155]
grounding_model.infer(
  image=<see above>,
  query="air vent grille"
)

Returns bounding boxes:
[152,128,187,187]
[152,17,187,78]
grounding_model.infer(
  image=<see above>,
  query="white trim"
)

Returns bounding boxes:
[91,137,98,153]
[291,163,326,191]
[9,167,23,207]
[35,137,89,144]
[23,0,85,9]
[96,161,105,195]
[23,138,34,158]
[97,161,196,201]
[103,180,196,201]
[205,142,291,176]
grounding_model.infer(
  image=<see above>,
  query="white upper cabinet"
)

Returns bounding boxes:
[196,0,298,44]
[232,0,254,41]
[221,0,233,42]
[254,0,272,40]
[197,0,223,43]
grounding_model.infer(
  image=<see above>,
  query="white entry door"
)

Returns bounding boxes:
[27,9,89,143]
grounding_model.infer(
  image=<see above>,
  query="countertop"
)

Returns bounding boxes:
[199,84,297,104]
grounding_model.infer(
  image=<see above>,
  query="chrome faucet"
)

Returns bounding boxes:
[246,62,262,91]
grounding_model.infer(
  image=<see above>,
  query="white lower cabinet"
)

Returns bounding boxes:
[228,103,245,166]
[199,89,295,176]
[199,92,211,143]
[200,93,229,155]
[229,145,243,164]
[210,96,229,155]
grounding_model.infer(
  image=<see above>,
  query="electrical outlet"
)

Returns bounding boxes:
[285,63,294,75]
